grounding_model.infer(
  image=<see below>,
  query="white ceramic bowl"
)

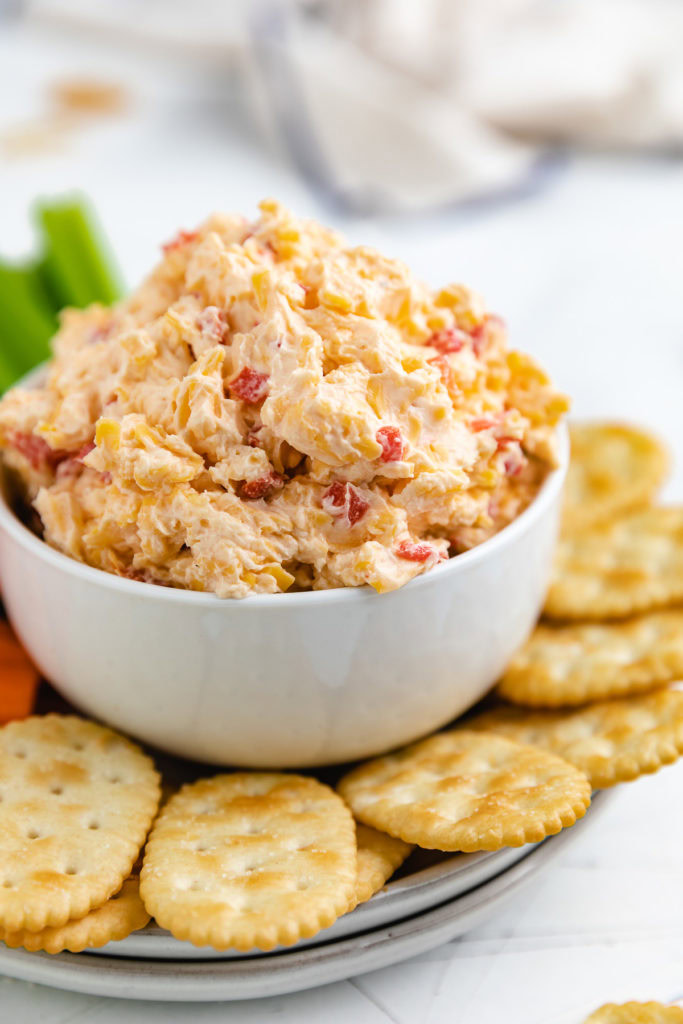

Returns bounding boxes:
[0,430,567,767]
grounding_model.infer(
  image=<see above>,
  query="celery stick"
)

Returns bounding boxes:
[37,203,96,308]
[35,198,122,308]
[0,196,122,393]
[24,260,59,321]
[68,201,123,304]
[0,262,56,382]
[33,251,69,313]
[0,345,18,394]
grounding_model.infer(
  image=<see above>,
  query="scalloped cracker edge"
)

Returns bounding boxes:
[338,729,591,853]
[498,611,683,707]
[563,421,670,534]
[0,715,160,932]
[0,878,149,953]
[545,507,683,621]
[140,773,357,952]
[469,690,683,788]
[350,824,412,911]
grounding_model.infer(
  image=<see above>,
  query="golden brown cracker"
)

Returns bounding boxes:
[584,1002,683,1023]
[563,421,670,534]
[0,715,160,932]
[350,825,412,910]
[469,689,683,788]
[545,507,683,621]
[498,611,683,707]
[337,729,591,853]
[0,877,149,954]
[140,773,357,952]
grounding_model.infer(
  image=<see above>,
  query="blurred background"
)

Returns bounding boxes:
[0,0,682,491]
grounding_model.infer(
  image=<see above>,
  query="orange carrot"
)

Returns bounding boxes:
[0,620,40,722]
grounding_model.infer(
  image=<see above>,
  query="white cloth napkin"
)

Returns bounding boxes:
[244,0,683,211]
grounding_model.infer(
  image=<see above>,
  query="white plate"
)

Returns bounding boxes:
[0,793,612,1000]
[95,841,535,959]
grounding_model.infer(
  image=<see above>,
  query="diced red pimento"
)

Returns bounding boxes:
[502,442,526,477]
[428,355,457,393]
[55,441,97,480]
[376,425,405,462]
[88,321,115,345]
[55,459,78,481]
[75,441,95,462]
[495,435,518,450]
[427,315,505,360]
[9,432,64,471]
[427,327,470,354]
[470,325,486,357]
[470,417,497,432]
[246,426,263,448]
[321,481,369,527]
[471,419,522,452]
[196,306,228,343]
[241,471,284,500]
[161,229,199,255]
[471,314,504,357]
[396,539,439,563]
[229,367,270,404]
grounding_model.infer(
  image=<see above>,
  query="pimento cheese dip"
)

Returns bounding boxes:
[0,201,567,598]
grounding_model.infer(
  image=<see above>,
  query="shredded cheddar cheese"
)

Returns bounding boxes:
[0,201,567,597]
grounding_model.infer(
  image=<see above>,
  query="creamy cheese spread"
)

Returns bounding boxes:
[0,201,568,597]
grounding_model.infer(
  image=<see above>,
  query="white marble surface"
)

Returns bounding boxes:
[1,19,683,1024]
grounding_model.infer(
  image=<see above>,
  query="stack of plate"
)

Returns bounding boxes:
[0,791,610,1001]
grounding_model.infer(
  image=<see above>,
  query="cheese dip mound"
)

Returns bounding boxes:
[0,201,567,598]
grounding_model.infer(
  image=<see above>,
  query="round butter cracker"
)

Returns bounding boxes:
[563,421,670,534]
[470,689,683,788]
[584,1002,683,1023]
[0,715,160,932]
[498,611,683,707]
[140,773,357,952]
[545,507,683,621]
[350,824,412,911]
[338,729,591,853]
[0,877,149,954]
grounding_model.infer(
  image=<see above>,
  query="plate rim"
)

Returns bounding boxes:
[0,792,613,1001]
[99,838,536,959]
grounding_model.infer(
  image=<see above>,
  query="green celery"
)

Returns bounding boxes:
[0,262,57,381]
[0,196,123,392]
[0,343,17,394]
[35,198,122,309]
